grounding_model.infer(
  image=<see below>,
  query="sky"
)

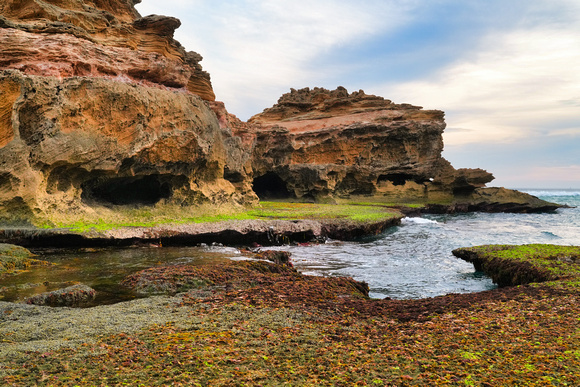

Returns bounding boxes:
[136,0,580,189]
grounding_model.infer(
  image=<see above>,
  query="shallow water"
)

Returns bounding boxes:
[270,189,580,299]
[0,245,245,305]
[1,189,578,304]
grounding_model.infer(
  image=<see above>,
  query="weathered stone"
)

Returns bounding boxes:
[0,70,256,221]
[0,0,215,100]
[25,284,96,307]
[246,87,489,202]
[0,1,559,225]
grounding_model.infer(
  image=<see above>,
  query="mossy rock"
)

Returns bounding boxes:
[0,243,52,275]
[453,244,580,286]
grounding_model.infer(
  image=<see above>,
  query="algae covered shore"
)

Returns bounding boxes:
[1,242,580,386]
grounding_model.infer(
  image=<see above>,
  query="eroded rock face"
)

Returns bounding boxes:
[0,0,214,99]
[247,87,489,202]
[0,0,255,222]
[0,70,257,221]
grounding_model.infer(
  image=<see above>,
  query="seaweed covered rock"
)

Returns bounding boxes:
[25,283,96,307]
[122,259,370,304]
[0,243,51,275]
[453,244,580,286]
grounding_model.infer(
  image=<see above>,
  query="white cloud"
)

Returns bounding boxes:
[136,0,420,118]
[506,165,580,187]
[385,22,580,146]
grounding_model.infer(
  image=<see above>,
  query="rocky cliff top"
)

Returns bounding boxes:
[250,86,443,125]
[0,0,215,99]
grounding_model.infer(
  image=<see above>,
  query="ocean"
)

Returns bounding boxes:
[281,189,580,299]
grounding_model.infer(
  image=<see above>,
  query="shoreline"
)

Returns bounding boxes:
[1,244,580,385]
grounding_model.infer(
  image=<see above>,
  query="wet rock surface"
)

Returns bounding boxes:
[25,283,97,307]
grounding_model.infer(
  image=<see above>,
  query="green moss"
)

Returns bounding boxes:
[250,202,400,223]
[41,202,401,232]
[0,243,52,276]
[453,244,580,286]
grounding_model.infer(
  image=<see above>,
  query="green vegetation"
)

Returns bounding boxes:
[453,244,580,286]
[0,243,52,276]
[39,201,401,233]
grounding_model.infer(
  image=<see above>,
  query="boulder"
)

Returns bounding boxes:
[25,283,96,306]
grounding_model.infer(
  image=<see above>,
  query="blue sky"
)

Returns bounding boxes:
[136,0,580,188]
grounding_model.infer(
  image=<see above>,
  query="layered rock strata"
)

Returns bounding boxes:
[0,0,254,222]
[246,87,495,203]
[0,0,558,225]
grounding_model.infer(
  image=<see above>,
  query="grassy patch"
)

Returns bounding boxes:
[453,244,580,286]
[250,201,400,223]
[40,202,401,232]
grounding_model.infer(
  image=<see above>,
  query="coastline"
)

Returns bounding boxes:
[2,244,580,385]
[0,215,403,249]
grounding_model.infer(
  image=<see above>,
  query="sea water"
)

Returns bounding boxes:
[280,189,580,299]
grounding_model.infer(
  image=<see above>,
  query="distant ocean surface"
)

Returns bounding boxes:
[277,189,580,299]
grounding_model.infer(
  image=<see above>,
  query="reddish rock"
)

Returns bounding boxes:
[247,87,488,202]
[0,0,215,99]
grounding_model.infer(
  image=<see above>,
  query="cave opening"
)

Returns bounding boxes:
[252,172,292,200]
[453,186,476,197]
[377,173,417,186]
[81,174,172,206]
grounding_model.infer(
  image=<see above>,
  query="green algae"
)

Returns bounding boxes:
[0,243,52,276]
[4,244,580,386]
[40,202,401,233]
[453,244,580,286]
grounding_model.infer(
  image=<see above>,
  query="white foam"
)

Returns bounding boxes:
[401,217,438,225]
[521,190,580,197]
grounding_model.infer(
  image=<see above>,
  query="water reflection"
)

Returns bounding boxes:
[0,246,244,305]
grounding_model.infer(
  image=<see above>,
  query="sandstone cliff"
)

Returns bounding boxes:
[0,0,255,223]
[245,87,495,204]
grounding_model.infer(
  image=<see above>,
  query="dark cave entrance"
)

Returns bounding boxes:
[377,173,417,186]
[81,174,172,206]
[252,172,292,200]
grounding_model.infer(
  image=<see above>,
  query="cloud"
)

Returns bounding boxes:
[507,165,580,187]
[137,0,422,118]
[548,129,580,137]
[383,9,580,146]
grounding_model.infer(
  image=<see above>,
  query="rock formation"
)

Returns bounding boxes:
[246,87,497,203]
[0,0,255,223]
[0,0,558,225]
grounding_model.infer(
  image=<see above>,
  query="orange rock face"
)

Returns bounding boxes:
[247,87,476,201]
[0,0,252,222]
[0,0,215,100]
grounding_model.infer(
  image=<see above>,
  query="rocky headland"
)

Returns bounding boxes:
[1,2,579,385]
